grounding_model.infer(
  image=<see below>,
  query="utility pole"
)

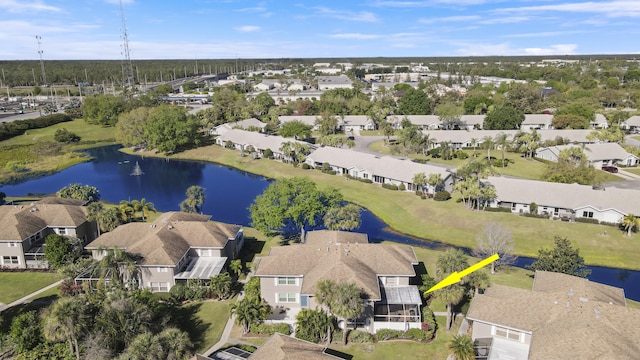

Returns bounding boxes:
[36,35,47,86]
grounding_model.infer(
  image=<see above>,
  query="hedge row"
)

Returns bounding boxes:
[250,323,292,336]
[375,328,426,341]
[0,114,72,141]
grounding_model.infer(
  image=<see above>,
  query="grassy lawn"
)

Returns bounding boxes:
[125,144,640,271]
[625,168,640,176]
[0,272,62,304]
[178,299,235,354]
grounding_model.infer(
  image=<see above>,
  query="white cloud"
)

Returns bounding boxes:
[419,15,480,23]
[478,16,531,24]
[235,25,261,32]
[314,7,380,22]
[371,0,492,7]
[503,30,590,38]
[0,0,61,13]
[330,33,381,39]
[495,1,640,18]
[453,42,578,56]
[524,44,578,55]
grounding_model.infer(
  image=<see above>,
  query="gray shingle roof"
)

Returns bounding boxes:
[484,176,639,216]
[217,129,310,152]
[624,115,640,127]
[422,129,595,144]
[0,200,88,241]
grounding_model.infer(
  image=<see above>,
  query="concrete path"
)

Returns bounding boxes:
[0,279,64,313]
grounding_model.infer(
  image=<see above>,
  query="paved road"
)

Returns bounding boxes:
[0,110,42,123]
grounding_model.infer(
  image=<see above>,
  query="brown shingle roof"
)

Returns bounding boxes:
[0,200,88,240]
[467,274,640,360]
[85,212,241,266]
[304,230,368,245]
[249,333,341,359]
[256,234,417,300]
[533,270,626,306]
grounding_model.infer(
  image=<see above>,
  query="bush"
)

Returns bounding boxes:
[422,306,437,340]
[521,212,549,219]
[406,328,426,341]
[263,148,274,159]
[60,278,82,296]
[0,113,72,141]
[301,163,311,169]
[454,150,468,159]
[348,330,373,343]
[576,217,600,224]
[484,206,512,213]
[382,183,399,190]
[415,190,423,196]
[250,322,292,336]
[530,202,538,213]
[433,191,451,201]
[376,329,404,341]
[54,128,80,143]
[169,283,187,302]
[399,183,406,191]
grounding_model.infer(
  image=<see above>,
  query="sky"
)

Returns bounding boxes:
[1,0,639,60]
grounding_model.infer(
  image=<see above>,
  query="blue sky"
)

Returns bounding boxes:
[1,0,639,60]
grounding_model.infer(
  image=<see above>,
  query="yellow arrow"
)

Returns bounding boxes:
[425,253,500,294]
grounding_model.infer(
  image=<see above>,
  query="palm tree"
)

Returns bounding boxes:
[315,279,338,343]
[465,270,490,295]
[229,259,243,278]
[412,172,427,193]
[231,297,270,334]
[119,200,135,223]
[43,297,89,360]
[331,282,365,344]
[494,132,511,168]
[434,249,469,330]
[98,246,139,289]
[134,198,156,222]
[440,141,453,160]
[180,186,206,213]
[209,273,233,300]
[123,332,163,360]
[482,135,494,161]
[96,207,121,233]
[427,173,444,195]
[470,137,478,158]
[448,334,475,360]
[621,213,639,237]
[157,327,193,360]
[295,309,334,344]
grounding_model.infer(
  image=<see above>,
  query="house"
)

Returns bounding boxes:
[422,129,596,150]
[254,230,422,334]
[621,115,640,132]
[520,114,554,130]
[459,115,485,130]
[483,176,639,223]
[317,75,353,90]
[305,146,453,193]
[536,143,639,169]
[591,113,609,129]
[342,115,375,133]
[466,271,640,360]
[81,212,243,292]
[215,129,313,160]
[249,333,350,359]
[0,197,97,269]
[387,115,440,130]
[209,118,266,136]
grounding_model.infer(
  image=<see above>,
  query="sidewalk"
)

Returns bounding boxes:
[0,279,64,313]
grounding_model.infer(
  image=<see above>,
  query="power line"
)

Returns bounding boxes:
[36,35,46,86]
[120,0,134,91]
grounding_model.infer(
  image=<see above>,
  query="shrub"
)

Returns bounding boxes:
[433,191,451,201]
[521,212,550,219]
[399,183,406,191]
[60,278,82,296]
[422,306,437,340]
[348,330,373,343]
[301,163,311,169]
[382,183,399,190]
[376,328,426,342]
[576,217,600,224]
[0,113,72,141]
[530,202,538,213]
[484,206,512,213]
[406,328,426,341]
[169,283,188,302]
[326,170,337,175]
[415,190,423,196]
[263,148,274,159]
[322,162,331,172]
[376,329,404,341]
[454,150,468,159]
[250,322,292,336]
[54,128,80,143]
[421,195,427,200]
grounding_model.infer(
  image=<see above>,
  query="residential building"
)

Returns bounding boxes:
[0,197,97,269]
[536,143,639,169]
[422,129,595,150]
[305,146,453,193]
[215,129,313,160]
[209,118,266,136]
[254,230,422,333]
[483,176,639,223]
[81,212,243,292]
[342,115,375,132]
[591,113,609,129]
[520,114,554,130]
[622,115,640,132]
[387,115,440,130]
[317,75,353,90]
[466,271,640,360]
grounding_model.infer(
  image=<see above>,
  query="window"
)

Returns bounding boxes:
[277,293,296,303]
[8,242,17,247]
[553,208,559,216]
[493,326,523,342]
[148,282,170,292]
[511,203,516,211]
[277,277,297,285]
[158,267,168,272]
[582,211,594,218]
[384,277,398,286]
[58,228,67,235]
[3,256,19,265]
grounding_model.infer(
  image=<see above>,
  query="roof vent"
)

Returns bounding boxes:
[568,288,574,297]
[579,297,589,303]
[594,308,601,319]
[168,225,174,230]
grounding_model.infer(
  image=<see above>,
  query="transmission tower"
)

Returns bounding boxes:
[35,35,47,86]
[120,0,134,90]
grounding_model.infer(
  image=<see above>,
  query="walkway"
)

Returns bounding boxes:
[0,279,64,313]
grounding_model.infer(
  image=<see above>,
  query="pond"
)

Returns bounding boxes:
[2,145,639,301]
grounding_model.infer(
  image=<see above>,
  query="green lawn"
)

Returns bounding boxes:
[0,119,116,149]
[179,299,235,354]
[626,168,640,176]
[126,144,640,271]
[0,272,62,304]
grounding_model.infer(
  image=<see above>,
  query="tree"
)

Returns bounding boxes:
[278,120,312,139]
[43,297,90,360]
[231,297,270,334]
[251,92,276,118]
[448,334,475,360]
[279,141,311,165]
[427,173,444,194]
[433,249,469,330]
[180,185,205,213]
[413,172,427,193]
[57,183,100,203]
[96,290,155,353]
[132,198,156,222]
[54,128,81,143]
[542,147,597,185]
[119,200,135,223]
[435,102,464,130]
[483,105,525,130]
[98,247,140,289]
[315,280,364,344]
[82,94,126,126]
[397,87,432,115]
[323,204,362,231]
[474,223,517,274]
[96,207,121,233]
[464,94,493,114]
[315,113,339,136]
[116,107,153,147]
[209,273,233,300]
[621,214,639,237]
[528,237,591,277]
[505,83,543,113]
[552,114,590,129]
[229,259,243,278]
[156,327,193,360]
[10,311,43,354]
[144,105,200,154]
[493,132,511,168]
[513,129,540,159]
[44,234,78,269]
[250,177,342,238]
[295,309,334,344]
[465,269,490,295]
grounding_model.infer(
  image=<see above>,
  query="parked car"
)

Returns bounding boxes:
[602,166,618,173]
